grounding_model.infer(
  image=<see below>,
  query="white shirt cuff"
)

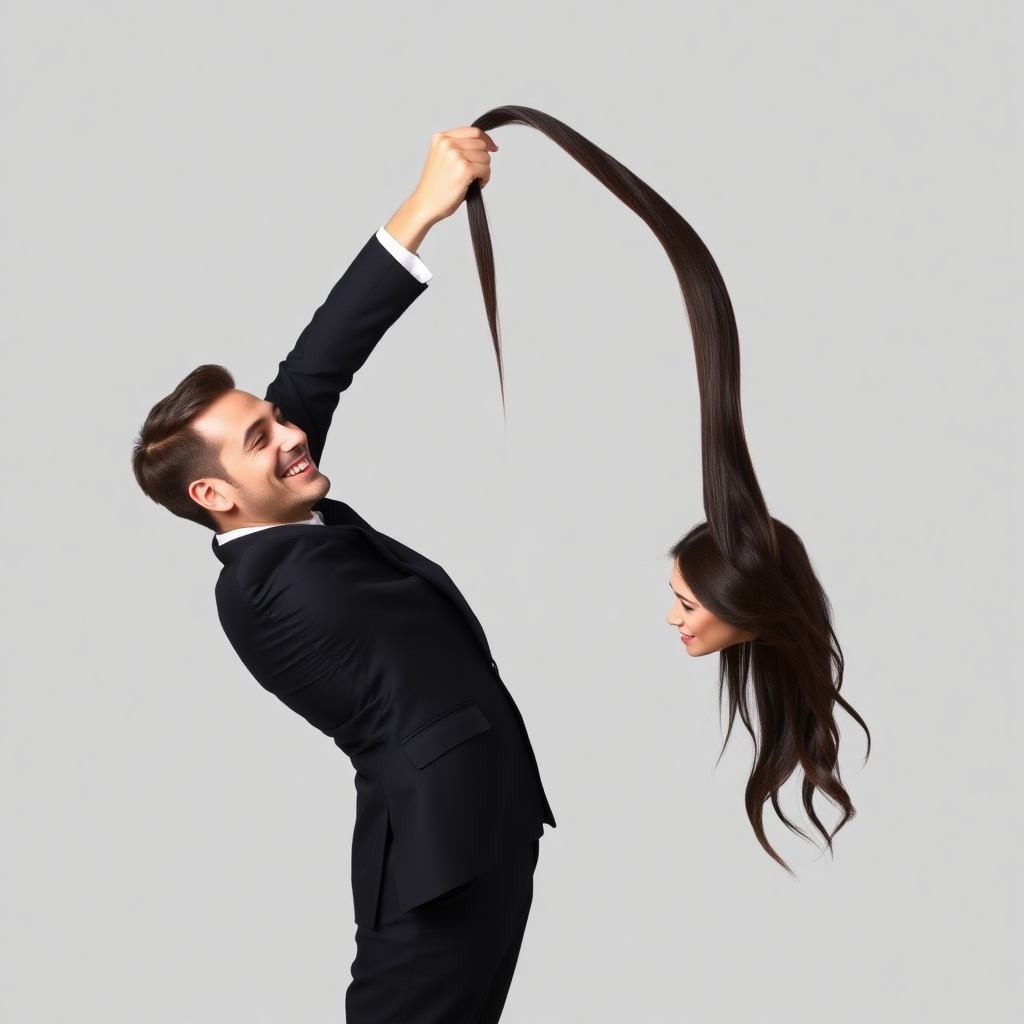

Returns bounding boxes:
[375,226,433,284]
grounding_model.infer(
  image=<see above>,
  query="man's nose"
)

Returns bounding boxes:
[280,424,305,450]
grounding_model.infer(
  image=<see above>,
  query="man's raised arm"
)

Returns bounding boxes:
[266,127,498,464]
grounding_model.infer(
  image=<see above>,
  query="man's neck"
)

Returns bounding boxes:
[215,508,324,545]
[215,505,318,534]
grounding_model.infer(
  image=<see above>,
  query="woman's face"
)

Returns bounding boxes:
[667,562,756,657]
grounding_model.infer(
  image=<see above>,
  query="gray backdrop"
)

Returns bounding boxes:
[3,2,1019,1021]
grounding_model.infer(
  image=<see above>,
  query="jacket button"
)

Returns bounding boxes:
[490,660,499,676]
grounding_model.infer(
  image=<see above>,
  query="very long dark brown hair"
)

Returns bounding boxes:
[465,105,869,869]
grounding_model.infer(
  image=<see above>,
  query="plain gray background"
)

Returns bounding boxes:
[2,2,1019,1021]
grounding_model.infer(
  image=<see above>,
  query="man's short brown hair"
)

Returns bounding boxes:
[132,364,237,530]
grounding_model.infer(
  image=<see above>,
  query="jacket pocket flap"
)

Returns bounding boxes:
[401,703,491,769]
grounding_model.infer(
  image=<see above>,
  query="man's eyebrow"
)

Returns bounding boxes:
[242,407,274,451]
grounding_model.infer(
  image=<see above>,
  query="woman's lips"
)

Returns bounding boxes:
[681,633,694,644]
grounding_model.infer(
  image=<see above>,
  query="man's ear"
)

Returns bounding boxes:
[188,478,236,515]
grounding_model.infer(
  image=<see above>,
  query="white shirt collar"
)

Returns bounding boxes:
[216,509,325,545]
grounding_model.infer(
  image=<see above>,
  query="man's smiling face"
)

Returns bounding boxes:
[188,389,330,531]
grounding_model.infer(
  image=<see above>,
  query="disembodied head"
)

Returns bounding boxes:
[666,553,756,657]
[670,518,836,654]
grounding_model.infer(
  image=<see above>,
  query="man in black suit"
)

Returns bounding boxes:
[132,127,554,1024]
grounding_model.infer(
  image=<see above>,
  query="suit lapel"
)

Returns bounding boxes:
[317,500,493,660]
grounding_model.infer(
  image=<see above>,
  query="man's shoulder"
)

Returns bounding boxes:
[216,532,320,602]
[214,524,382,646]
[215,520,372,602]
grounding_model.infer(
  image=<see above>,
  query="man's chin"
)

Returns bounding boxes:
[303,471,331,509]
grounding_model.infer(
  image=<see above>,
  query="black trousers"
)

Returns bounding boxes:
[346,833,540,1024]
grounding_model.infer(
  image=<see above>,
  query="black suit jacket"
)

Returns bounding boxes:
[212,236,554,927]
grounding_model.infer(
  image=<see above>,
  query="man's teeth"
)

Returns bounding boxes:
[284,460,309,477]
